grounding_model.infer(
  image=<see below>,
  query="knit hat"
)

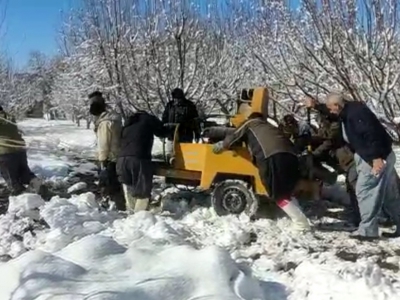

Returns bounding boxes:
[89,91,106,116]
[171,88,185,100]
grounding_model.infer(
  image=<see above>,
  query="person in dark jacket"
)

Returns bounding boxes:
[305,92,400,239]
[0,107,47,196]
[213,112,311,231]
[162,88,201,161]
[116,111,168,213]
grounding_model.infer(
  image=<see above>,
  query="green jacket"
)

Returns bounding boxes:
[0,111,26,155]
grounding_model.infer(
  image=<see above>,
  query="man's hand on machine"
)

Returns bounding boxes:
[212,141,225,154]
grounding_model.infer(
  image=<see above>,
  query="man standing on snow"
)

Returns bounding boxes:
[162,88,201,162]
[116,111,168,213]
[89,91,124,210]
[305,92,400,240]
[0,106,46,196]
[213,112,311,231]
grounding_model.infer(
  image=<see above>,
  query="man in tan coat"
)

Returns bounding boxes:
[0,106,46,196]
[89,91,124,210]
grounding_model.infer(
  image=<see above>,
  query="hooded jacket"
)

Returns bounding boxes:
[95,111,122,162]
[118,111,167,160]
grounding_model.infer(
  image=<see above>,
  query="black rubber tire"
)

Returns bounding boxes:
[211,180,259,217]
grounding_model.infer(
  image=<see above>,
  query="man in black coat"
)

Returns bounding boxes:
[116,111,168,213]
[305,92,400,239]
[162,88,201,161]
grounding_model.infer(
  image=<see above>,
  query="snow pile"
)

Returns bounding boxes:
[0,191,399,299]
[0,195,264,300]
[0,236,263,300]
[291,260,398,300]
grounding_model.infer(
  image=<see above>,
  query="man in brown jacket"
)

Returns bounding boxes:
[213,112,311,231]
[311,113,361,226]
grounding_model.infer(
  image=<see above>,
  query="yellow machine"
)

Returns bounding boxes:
[153,87,318,217]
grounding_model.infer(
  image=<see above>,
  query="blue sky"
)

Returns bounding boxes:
[2,0,80,68]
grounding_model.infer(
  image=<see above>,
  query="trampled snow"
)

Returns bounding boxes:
[0,118,400,300]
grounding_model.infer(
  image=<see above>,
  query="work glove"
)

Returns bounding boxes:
[194,132,201,143]
[212,141,224,154]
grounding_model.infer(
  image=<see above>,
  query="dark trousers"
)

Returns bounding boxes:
[0,151,35,195]
[346,164,361,225]
[116,156,154,198]
[258,153,300,201]
[98,161,125,210]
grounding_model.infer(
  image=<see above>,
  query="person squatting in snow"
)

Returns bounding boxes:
[0,106,47,196]
[279,114,338,186]
[88,92,125,210]
[212,112,311,231]
[116,111,168,213]
[304,92,400,240]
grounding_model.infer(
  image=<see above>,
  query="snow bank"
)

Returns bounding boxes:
[0,195,264,300]
[0,236,263,300]
[291,260,398,300]
[1,192,400,299]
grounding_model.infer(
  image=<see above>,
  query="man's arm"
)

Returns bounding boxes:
[189,102,201,139]
[312,122,340,156]
[222,123,247,150]
[161,103,170,124]
[150,114,168,138]
[97,121,112,162]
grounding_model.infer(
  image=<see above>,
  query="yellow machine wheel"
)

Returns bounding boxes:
[211,180,259,217]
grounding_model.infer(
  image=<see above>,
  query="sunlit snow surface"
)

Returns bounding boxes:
[0,119,399,300]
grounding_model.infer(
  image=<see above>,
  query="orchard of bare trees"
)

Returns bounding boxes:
[1,0,400,135]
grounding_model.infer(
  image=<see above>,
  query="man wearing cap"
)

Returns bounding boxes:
[88,91,124,210]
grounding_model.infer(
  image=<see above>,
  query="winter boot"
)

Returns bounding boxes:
[29,177,49,199]
[278,198,311,231]
[10,183,26,196]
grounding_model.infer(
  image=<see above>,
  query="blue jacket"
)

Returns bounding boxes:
[316,101,392,163]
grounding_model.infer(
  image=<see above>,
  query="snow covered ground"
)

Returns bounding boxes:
[0,118,400,300]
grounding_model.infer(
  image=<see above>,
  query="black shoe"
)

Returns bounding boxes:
[10,184,26,196]
[381,231,400,238]
[349,233,379,241]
